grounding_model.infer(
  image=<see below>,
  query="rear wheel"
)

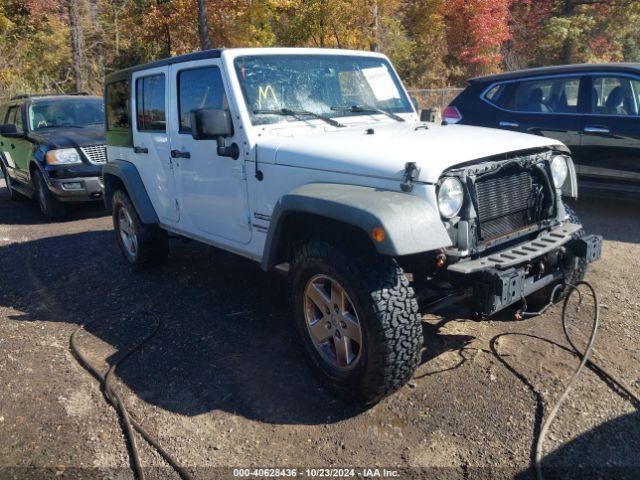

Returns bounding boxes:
[290,241,423,406]
[112,190,168,269]
[1,164,20,200]
[34,170,66,218]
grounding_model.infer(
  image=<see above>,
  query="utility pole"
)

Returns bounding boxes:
[370,0,379,52]
[68,0,85,92]
[197,0,212,50]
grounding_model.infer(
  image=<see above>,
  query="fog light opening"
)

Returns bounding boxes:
[61,181,83,191]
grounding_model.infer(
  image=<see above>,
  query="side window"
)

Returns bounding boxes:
[483,83,511,109]
[106,80,131,130]
[508,77,580,113]
[5,106,23,132]
[178,67,227,133]
[591,76,640,116]
[136,74,166,132]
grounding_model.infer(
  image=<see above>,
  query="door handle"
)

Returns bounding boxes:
[133,146,148,154]
[499,121,519,128]
[171,149,191,159]
[584,125,610,134]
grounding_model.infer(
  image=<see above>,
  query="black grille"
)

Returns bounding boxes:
[475,171,534,241]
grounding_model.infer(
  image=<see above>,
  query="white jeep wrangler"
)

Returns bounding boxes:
[102,48,601,405]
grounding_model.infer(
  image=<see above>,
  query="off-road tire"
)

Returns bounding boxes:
[34,169,66,218]
[1,163,20,201]
[112,190,168,269]
[289,241,423,406]
[527,203,587,310]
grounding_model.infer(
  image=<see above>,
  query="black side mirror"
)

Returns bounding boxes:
[190,109,239,159]
[420,109,436,122]
[190,108,233,140]
[0,124,23,137]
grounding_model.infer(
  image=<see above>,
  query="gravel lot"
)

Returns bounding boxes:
[0,179,639,480]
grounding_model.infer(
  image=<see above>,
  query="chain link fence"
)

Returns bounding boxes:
[407,88,464,122]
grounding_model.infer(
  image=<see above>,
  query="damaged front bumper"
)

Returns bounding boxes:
[446,222,602,318]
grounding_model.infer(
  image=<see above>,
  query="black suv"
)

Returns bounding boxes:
[0,93,106,218]
[445,63,640,194]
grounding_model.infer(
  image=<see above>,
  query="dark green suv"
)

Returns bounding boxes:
[0,93,106,218]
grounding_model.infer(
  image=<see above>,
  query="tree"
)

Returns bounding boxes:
[197,0,211,50]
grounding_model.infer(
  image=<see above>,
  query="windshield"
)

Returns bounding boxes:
[234,55,413,125]
[29,98,104,131]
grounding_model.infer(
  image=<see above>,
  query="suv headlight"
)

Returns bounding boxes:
[550,155,569,188]
[437,177,464,219]
[45,148,82,165]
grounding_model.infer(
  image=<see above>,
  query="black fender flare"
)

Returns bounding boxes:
[102,159,159,224]
[261,183,451,271]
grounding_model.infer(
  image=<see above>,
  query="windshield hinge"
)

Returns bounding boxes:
[401,162,420,192]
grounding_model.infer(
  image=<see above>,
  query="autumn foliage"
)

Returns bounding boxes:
[1,0,639,99]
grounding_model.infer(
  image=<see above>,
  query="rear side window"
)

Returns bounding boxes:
[178,67,227,132]
[136,74,166,132]
[106,80,131,130]
[485,77,580,113]
[591,75,640,116]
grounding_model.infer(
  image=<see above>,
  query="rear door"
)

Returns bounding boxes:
[1,104,33,184]
[578,74,640,189]
[131,67,179,223]
[484,75,586,154]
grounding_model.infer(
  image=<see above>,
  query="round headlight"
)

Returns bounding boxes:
[437,177,464,219]
[551,155,569,188]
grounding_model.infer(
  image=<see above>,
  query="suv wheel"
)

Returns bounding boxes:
[112,190,168,268]
[290,242,423,406]
[34,170,66,218]
[1,165,20,201]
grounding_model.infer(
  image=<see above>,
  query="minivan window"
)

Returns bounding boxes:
[106,80,131,130]
[29,99,103,131]
[487,77,581,114]
[136,74,166,132]
[178,67,227,132]
[592,76,640,116]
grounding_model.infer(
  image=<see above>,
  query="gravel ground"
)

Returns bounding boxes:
[0,179,639,480]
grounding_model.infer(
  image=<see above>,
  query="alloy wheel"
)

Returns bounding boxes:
[303,274,363,371]
[118,206,138,258]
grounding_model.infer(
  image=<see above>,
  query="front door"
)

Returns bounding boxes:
[131,68,179,223]
[578,74,640,188]
[169,61,251,244]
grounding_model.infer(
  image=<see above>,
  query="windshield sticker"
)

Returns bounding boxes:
[258,85,279,109]
[361,66,400,102]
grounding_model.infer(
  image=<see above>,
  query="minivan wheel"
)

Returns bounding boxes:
[112,190,168,269]
[290,241,423,406]
[34,170,66,218]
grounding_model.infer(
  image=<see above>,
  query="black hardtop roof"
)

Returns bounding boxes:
[469,63,640,84]
[105,49,223,84]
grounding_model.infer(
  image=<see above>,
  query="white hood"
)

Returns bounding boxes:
[260,121,563,183]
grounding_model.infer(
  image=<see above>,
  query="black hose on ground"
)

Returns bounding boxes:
[509,281,639,480]
[69,311,193,480]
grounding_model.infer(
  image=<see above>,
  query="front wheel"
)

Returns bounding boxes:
[112,190,168,269]
[34,170,66,218]
[289,242,423,406]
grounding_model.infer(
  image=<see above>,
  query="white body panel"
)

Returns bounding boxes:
[131,66,179,223]
[123,48,569,263]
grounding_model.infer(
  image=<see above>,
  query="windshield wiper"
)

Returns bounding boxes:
[331,104,405,122]
[253,108,345,128]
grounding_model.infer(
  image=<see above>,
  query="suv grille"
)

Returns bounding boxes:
[475,170,535,241]
[80,145,107,164]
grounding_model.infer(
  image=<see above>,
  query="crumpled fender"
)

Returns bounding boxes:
[262,183,452,270]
